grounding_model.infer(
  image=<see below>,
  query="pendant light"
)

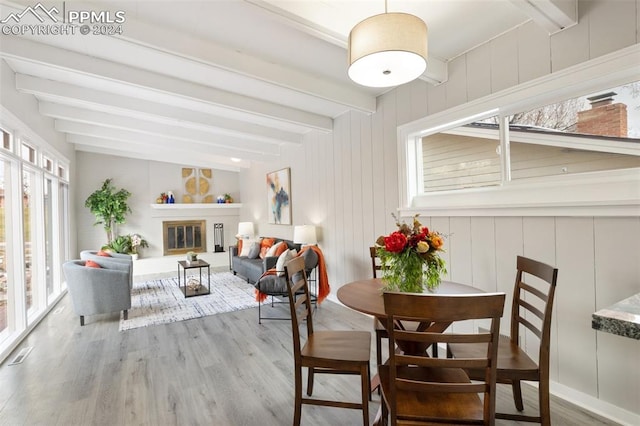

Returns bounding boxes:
[348,0,428,88]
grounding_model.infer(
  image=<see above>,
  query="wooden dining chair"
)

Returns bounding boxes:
[284,256,372,426]
[448,256,559,426]
[379,291,506,425]
[370,247,387,368]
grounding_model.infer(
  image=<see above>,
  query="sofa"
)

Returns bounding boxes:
[230,238,301,284]
[231,237,320,324]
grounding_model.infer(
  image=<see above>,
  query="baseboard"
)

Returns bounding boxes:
[549,381,640,426]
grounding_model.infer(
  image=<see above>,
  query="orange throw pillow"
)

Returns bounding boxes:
[97,250,111,257]
[274,242,288,257]
[85,260,101,268]
[237,239,243,254]
[259,238,275,259]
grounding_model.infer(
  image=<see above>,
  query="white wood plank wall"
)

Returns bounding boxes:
[240,1,640,422]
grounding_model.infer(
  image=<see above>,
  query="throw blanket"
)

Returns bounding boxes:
[255,245,330,304]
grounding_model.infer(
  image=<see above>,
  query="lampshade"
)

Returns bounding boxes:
[293,225,317,245]
[237,222,255,238]
[348,12,427,88]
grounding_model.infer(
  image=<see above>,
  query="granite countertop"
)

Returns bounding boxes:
[592,293,640,340]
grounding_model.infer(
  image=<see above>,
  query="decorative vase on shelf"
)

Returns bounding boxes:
[130,253,139,261]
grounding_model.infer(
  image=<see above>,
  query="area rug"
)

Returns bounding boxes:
[119,272,257,331]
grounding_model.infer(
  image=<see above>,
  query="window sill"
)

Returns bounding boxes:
[403,169,639,217]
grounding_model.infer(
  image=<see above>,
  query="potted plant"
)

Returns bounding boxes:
[102,234,149,260]
[186,251,198,262]
[85,178,132,244]
[130,234,149,260]
[102,234,132,255]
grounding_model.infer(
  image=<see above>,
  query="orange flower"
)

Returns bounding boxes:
[430,234,444,250]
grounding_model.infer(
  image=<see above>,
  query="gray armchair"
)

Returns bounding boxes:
[62,259,132,326]
[80,250,133,288]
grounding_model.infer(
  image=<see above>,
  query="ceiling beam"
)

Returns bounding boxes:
[34,95,303,147]
[59,122,279,162]
[245,0,449,85]
[2,37,333,132]
[15,74,311,141]
[70,136,248,171]
[40,103,288,155]
[115,9,376,114]
[55,117,280,158]
[509,0,577,34]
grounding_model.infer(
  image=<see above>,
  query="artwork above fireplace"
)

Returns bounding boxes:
[163,220,206,255]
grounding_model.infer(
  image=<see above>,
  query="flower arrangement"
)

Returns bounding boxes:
[375,214,447,292]
[130,233,149,254]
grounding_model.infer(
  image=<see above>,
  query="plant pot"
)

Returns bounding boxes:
[130,253,139,261]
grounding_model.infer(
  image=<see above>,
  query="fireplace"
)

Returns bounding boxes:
[163,220,206,255]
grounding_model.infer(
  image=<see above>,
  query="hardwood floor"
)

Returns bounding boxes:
[0,272,620,425]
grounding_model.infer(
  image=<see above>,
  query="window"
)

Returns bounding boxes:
[43,156,53,173]
[508,84,640,180]
[400,49,639,216]
[0,124,70,362]
[1,128,10,151]
[419,84,639,194]
[22,168,36,315]
[0,159,7,335]
[44,178,54,298]
[21,143,35,164]
[421,117,501,192]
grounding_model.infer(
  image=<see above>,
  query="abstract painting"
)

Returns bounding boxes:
[266,167,291,225]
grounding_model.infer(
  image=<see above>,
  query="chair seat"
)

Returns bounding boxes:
[379,365,484,423]
[302,330,371,365]
[449,334,540,380]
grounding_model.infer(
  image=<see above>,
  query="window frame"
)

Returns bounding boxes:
[398,45,640,217]
[0,109,70,362]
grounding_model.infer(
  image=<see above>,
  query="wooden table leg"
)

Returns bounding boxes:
[370,373,380,394]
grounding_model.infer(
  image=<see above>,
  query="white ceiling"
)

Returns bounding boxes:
[0,0,574,171]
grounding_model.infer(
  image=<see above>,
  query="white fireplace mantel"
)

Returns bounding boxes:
[149,203,243,210]
[148,203,241,255]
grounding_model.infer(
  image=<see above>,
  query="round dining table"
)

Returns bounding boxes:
[337,278,485,319]
[337,277,486,417]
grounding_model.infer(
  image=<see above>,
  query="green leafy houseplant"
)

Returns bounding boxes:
[85,179,131,243]
[102,235,132,254]
[102,234,148,255]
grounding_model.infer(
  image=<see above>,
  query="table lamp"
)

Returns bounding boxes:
[237,222,255,239]
[293,225,317,246]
